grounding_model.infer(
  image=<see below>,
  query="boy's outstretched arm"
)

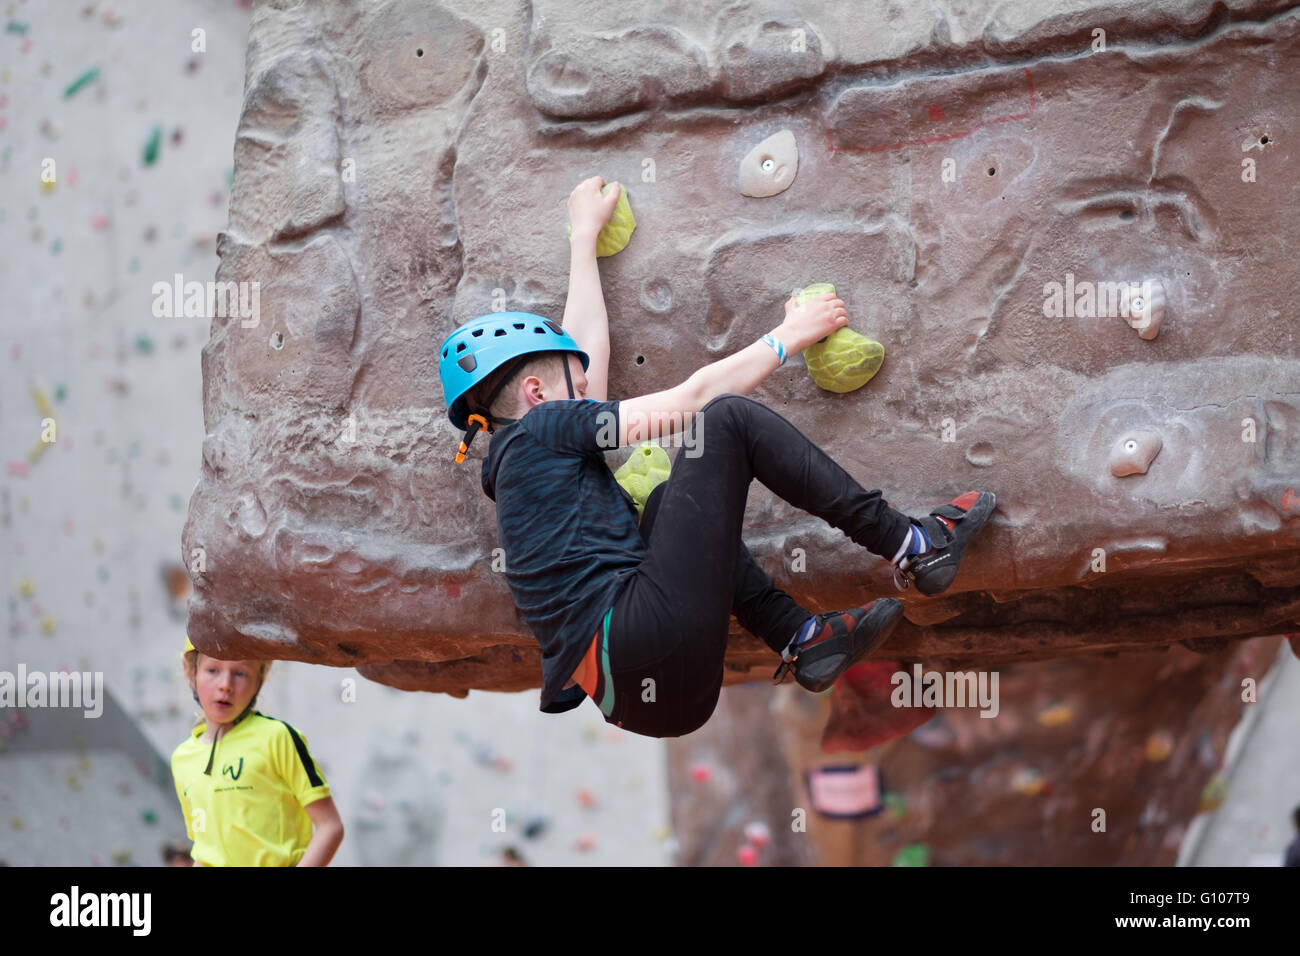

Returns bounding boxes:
[561,177,622,401]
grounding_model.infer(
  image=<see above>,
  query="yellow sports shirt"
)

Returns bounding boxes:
[171,712,331,867]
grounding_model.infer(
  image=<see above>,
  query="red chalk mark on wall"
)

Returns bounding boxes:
[826,66,1037,154]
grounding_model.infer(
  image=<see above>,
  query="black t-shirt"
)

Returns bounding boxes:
[481,399,644,713]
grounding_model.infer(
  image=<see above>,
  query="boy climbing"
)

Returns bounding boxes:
[171,637,344,865]
[438,176,995,739]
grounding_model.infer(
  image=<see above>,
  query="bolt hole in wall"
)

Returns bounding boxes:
[1119,209,1135,221]
[635,355,645,365]
[987,167,995,175]
[416,48,424,57]
[270,331,284,350]
[1260,135,1269,144]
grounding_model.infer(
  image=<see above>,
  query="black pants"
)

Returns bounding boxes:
[591,394,914,738]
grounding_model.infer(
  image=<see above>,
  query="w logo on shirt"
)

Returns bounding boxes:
[222,758,244,780]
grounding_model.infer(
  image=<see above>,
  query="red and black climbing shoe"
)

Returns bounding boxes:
[772,599,904,694]
[892,491,996,596]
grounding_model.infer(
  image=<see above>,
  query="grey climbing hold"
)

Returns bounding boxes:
[739,130,798,198]
[1119,280,1164,340]
[1110,431,1162,477]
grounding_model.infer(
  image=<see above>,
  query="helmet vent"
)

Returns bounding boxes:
[455,342,466,352]
[472,328,483,337]
[442,348,447,357]
[513,323,524,329]
[494,328,506,336]
[457,354,477,372]
[534,327,545,333]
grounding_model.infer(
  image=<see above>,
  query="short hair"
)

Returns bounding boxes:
[467,352,567,423]
[183,648,271,686]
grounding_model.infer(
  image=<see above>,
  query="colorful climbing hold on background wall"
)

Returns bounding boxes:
[1010,766,1046,796]
[883,791,909,820]
[1145,730,1175,762]
[743,821,770,848]
[1197,774,1227,813]
[891,844,931,867]
[63,66,99,99]
[688,762,712,784]
[142,124,162,166]
[1036,702,1073,726]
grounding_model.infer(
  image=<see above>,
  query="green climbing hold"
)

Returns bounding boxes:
[134,333,154,355]
[613,442,670,517]
[802,327,884,393]
[143,124,163,166]
[51,238,62,254]
[796,283,837,303]
[7,20,30,36]
[883,791,908,821]
[63,66,100,98]
[141,808,157,825]
[891,843,930,867]
[795,284,884,393]
[54,384,67,402]
[1197,774,1227,814]
[569,183,636,257]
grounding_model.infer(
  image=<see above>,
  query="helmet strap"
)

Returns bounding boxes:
[562,353,576,400]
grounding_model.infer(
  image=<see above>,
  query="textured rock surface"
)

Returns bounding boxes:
[185,0,1300,696]
[667,637,1284,866]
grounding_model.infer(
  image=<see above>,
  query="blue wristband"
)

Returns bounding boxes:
[760,333,788,366]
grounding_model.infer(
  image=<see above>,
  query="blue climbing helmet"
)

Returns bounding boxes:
[438,312,589,462]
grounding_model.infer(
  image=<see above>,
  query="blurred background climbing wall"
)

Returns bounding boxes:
[0,0,671,868]
[3,0,1297,868]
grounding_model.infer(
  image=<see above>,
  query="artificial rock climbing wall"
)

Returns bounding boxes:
[667,638,1285,866]
[184,0,1300,698]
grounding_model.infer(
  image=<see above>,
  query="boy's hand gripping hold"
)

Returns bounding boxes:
[776,292,849,355]
[568,177,622,248]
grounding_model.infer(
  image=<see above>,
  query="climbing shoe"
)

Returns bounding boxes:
[892,491,996,596]
[772,599,904,694]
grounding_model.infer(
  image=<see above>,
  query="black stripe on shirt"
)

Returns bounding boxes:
[272,717,325,788]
